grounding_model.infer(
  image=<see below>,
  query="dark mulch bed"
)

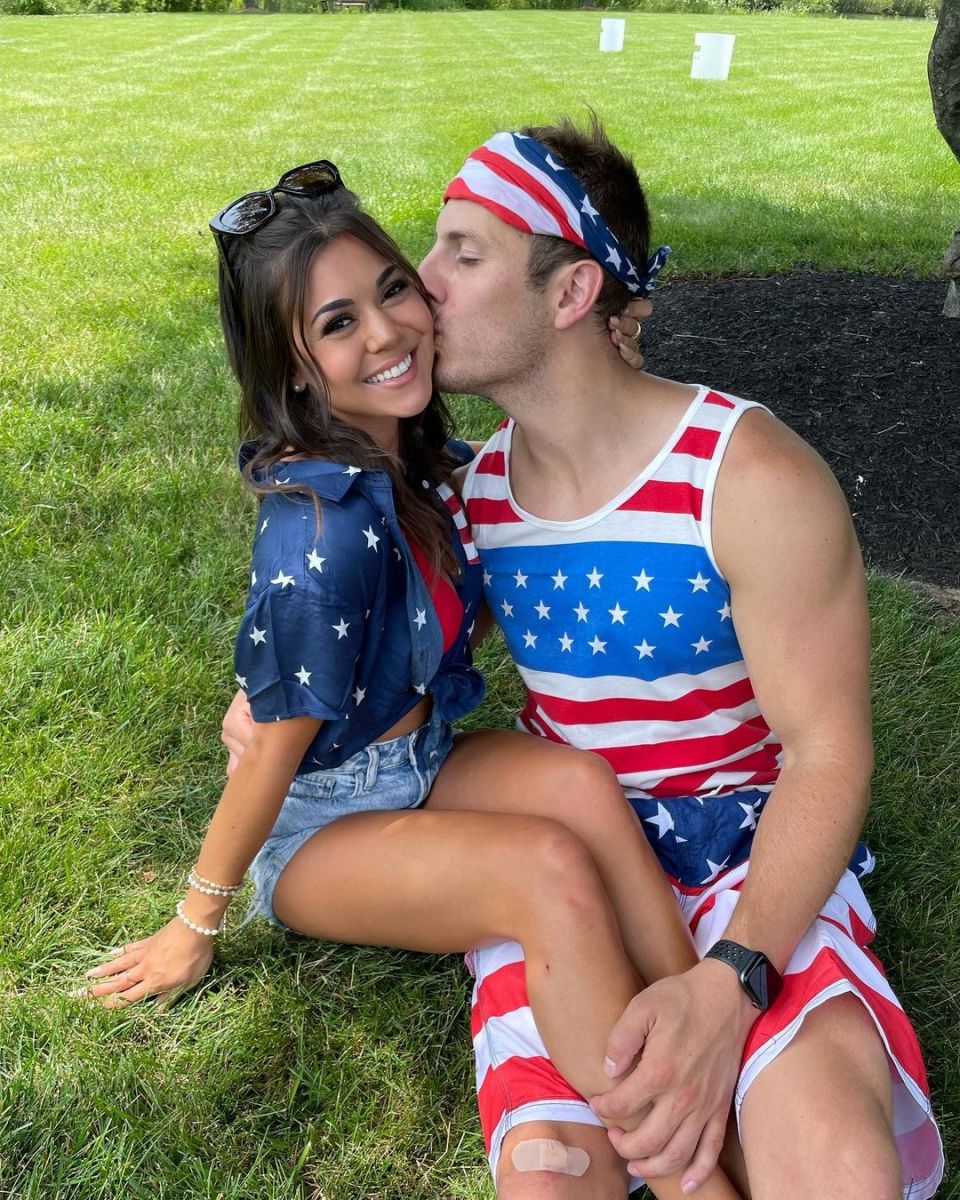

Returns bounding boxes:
[646,273,959,588]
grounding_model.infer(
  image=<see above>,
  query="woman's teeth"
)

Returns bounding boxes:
[366,353,413,385]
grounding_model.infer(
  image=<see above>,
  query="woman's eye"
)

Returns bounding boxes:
[384,278,409,300]
[321,313,353,335]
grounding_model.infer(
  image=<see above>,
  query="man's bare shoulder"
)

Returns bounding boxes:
[715,406,858,582]
[722,405,845,508]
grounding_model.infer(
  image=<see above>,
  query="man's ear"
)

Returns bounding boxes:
[552,259,605,330]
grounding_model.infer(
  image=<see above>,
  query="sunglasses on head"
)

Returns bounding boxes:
[209,159,343,290]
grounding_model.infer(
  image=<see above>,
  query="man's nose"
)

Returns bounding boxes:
[417,245,443,302]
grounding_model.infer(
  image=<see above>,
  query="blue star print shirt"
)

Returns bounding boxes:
[234,440,485,775]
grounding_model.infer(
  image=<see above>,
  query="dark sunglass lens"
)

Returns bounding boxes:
[219,192,275,234]
[281,162,340,194]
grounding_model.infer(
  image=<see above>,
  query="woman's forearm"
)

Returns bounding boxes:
[181,715,321,925]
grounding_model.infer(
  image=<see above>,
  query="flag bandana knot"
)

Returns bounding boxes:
[443,131,671,296]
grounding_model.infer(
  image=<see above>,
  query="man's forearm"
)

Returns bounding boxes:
[720,753,871,972]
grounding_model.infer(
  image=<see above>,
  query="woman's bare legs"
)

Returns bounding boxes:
[273,740,741,1200]
[274,807,639,1104]
[426,731,698,987]
[426,731,746,1200]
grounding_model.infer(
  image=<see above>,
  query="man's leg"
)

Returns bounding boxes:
[738,993,900,1200]
[497,1122,629,1199]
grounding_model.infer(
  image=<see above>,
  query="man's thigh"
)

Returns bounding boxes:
[739,993,901,1200]
[496,1121,630,1200]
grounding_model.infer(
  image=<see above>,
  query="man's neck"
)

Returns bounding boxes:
[489,332,698,522]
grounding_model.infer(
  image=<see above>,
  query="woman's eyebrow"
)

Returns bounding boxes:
[311,267,400,326]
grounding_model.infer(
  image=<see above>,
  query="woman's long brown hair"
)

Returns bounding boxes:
[217,187,460,578]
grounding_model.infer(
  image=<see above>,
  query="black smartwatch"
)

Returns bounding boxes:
[704,939,784,1011]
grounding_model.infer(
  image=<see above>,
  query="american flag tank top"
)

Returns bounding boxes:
[460,386,784,802]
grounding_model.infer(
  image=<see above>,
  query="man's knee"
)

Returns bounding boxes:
[496,1121,628,1199]
[741,994,900,1200]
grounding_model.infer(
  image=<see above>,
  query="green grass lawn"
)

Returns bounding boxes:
[1,11,957,1198]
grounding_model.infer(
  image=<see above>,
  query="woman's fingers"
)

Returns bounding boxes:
[101,980,152,1009]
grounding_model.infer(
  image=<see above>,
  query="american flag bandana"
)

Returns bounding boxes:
[443,131,670,296]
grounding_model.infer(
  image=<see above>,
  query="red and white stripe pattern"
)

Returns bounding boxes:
[436,481,480,565]
[460,388,783,801]
[467,868,943,1197]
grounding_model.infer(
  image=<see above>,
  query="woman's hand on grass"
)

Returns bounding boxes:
[84,919,215,1008]
[608,297,653,368]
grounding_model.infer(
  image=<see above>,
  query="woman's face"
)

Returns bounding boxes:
[294,234,435,453]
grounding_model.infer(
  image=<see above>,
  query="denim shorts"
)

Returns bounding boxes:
[246,707,454,930]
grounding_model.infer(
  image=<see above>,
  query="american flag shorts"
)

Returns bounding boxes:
[465,864,943,1199]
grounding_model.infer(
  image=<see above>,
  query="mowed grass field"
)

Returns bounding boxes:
[1,12,958,1199]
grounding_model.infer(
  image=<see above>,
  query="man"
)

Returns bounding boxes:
[413,119,942,1200]
[224,119,942,1199]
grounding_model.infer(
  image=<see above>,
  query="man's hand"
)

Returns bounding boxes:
[221,687,256,776]
[83,919,215,1008]
[590,959,757,1193]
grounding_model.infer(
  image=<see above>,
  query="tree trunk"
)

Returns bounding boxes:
[929,2,960,314]
[930,0,960,162]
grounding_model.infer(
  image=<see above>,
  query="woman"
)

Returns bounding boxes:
[86,162,738,1200]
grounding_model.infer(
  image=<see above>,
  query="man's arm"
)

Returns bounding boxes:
[591,409,874,1192]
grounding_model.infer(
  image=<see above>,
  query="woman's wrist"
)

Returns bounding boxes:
[179,890,232,927]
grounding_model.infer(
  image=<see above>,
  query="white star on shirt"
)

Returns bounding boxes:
[343,465,362,476]
[545,153,563,172]
[718,601,732,621]
[700,855,730,885]
[660,606,682,627]
[858,848,877,875]
[295,665,312,686]
[414,682,427,695]
[307,549,326,572]
[500,598,514,617]
[633,570,654,591]
[604,244,622,272]
[250,627,266,646]
[514,570,528,588]
[332,618,350,639]
[251,571,257,586]
[260,517,269,534]
[581,195,599,220]
[588,635,607,655]
[689,573,711,593]
[271,570,295,588]
[608,602,628,625]
[644,802,675,840]
[552,570,567,590]
[235,673,247,689]
[362,526,381,550]
[634,640,656,659]
[534,600,551,620]
[586,567,604,589]
[692,636,712,655]
[739,800,761,831]
[414,608,427,630]
[352,685,366,706]
[522,630,538,649]
[483,569,492,587]
[393,547,403,561]
[558,632,574,652]
[574,602,590,623]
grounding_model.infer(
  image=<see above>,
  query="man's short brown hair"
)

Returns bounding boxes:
[520,114,651,326]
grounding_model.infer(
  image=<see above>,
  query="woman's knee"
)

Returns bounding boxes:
[497,1122,628,1199]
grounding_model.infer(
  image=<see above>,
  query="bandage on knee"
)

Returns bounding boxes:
[511,1137,590,1177]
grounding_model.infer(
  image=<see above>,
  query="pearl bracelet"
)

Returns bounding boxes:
[188,868,242,898]
[176,899,223,937]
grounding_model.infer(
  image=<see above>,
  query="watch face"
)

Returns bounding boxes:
[744,955,783,1010]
